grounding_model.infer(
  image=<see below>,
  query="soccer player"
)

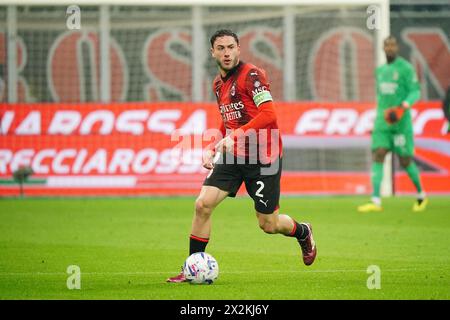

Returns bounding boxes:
[167,29,316,283]
[358,35,428,213]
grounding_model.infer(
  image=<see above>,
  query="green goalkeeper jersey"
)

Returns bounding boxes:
[374,57,421,131]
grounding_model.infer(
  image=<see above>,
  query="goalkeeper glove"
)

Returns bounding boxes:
[384,105,405,124]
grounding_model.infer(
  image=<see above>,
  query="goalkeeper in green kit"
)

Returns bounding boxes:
[358,36,428,213]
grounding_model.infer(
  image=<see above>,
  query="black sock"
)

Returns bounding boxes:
[289,221,309,240]
[189,234,209,255]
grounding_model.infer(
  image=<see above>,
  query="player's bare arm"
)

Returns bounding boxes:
[202,149,216,170]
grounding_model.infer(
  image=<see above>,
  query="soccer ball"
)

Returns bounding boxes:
[183,252,219,284]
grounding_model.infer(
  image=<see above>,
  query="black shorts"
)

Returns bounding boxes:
[203,154,282,214]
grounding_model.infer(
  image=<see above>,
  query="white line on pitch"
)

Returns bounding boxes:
[0,268,440,276]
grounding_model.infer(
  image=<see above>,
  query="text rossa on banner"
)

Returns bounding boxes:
[1,102,448,196]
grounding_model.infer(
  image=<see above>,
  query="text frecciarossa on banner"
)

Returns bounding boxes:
[0,102,446,177]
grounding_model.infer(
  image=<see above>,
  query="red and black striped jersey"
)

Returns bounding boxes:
[212,61,282,162]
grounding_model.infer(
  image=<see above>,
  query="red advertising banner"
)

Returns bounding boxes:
[0,102,448,196]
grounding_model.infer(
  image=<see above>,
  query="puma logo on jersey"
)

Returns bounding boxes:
[259,199,269,207]
[250,72,258,76]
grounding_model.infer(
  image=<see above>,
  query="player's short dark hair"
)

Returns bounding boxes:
[384,35,397,44]
[210,29,239,48]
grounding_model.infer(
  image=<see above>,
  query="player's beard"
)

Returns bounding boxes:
[386,53,397,64]
[218,56,239,73]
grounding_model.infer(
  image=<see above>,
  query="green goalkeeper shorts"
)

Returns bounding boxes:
[371,128,415,157]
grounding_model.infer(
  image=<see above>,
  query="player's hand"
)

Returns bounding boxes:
[216,135,235,154]
[384,106,405,124]
[202,149,216,170]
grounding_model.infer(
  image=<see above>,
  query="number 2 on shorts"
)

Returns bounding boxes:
[255,181,265,198]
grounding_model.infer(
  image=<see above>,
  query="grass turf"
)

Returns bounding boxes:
[0,196,449,300]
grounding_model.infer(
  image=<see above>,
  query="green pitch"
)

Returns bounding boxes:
[0,196,449,300]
